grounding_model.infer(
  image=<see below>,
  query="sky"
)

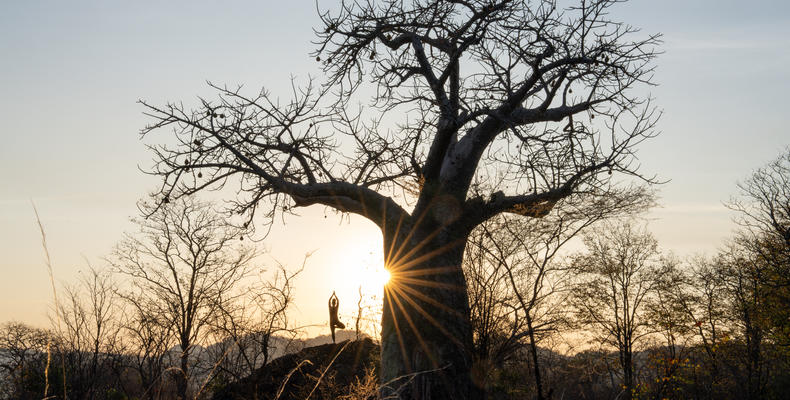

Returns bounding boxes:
[1,0,789,333]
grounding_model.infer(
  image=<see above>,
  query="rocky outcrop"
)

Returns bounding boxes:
[212,338,379,400]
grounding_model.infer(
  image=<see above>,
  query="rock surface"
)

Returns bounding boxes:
[212,338,379,400]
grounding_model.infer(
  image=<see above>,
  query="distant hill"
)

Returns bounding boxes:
[198,329,364,362]
[211,337,378,400]
[300,329,365,348]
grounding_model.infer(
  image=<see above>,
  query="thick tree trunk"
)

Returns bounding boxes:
[379,211,481,400]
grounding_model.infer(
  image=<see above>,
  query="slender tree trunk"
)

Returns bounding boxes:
[177,341,189,400]
[623,347,633,400]
[525,311,546,400]
[262,332,270,366]
[379,212,481,400]
[745,320,762,400]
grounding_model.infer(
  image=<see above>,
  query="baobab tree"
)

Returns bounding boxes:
[140,1,660,398]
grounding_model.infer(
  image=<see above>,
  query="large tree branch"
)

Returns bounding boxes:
[463,160,611,228]
[287,181,408,227]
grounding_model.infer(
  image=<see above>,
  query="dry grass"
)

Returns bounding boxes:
[32,201,69,400]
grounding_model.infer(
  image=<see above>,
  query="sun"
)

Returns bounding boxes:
[332,231,389,295]
[362,264,391,288]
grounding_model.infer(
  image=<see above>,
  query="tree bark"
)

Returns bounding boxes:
[177,340,189,400]
[379,209,481,400]
[525,311,546,400]
[622,346,633,400]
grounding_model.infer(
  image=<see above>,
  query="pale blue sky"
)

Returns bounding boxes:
[1,1,789,329]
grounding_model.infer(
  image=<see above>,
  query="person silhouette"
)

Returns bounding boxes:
[328,291,345,343]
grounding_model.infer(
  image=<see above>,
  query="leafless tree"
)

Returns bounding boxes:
[465,186,650,399]
[729,149,790,253]
[0,322,52,400]
[715,244,772,400]
[139,1,660,397]
[650,255,730,397]
[727,149,790,349]
[466,216,557,399]
[120,291,175,399]
[646,257,688,349]
[641,256,704,398]
[352,285,385,343]
[206,261,305,383]
[110,198,257,400]
[53,266,124,400]
[571,220,662,400]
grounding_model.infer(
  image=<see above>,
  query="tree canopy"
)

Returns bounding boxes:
[141,0,660,232]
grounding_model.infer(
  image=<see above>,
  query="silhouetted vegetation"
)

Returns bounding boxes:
[3,1,790,399]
